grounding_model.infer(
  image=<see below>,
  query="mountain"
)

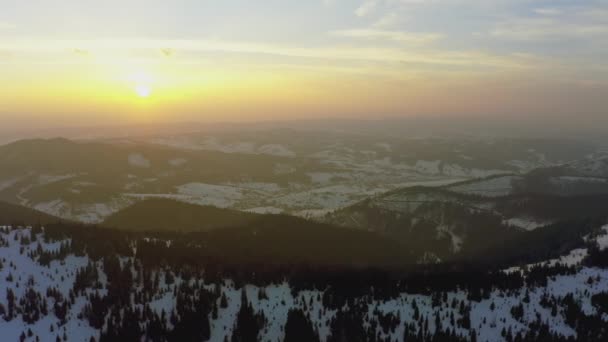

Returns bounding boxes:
[565,151,608,177]
[102,200,413,267]
[0,200,65,226]
[323,178,608,265]
[182,215,410,267]
[0,200,410,268]
[102,199,261,232]
[0,135,595,224]
[1,220,607,341]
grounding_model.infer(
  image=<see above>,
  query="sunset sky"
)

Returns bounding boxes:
[1,0,607,129]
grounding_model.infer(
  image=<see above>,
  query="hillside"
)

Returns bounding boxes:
[1,222,607,341]
[102,199,261,232]
[0,200,64,226]
[170,215,411,267]
[0,136,591,224]
[324,183,608,265]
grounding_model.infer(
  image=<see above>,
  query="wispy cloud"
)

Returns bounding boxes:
[372,12,402,29]
[0,37,536,70]
[489,4,608,42]
[490,18,608,41]
[533,8,562,16]
[355,0,378,17]
[331,29,442,44]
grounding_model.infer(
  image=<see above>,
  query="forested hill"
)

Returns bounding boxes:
[0,200,66,226]
[102,199,262,232]
[1,222,608,341]
[4,199,608,270]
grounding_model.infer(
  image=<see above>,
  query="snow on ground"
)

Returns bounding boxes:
[597,224,608,250]
[74,202,128,223]
[0,177,21,191]
[272,185,386,210]
[448,175,519,197]
[37,174,77,185]
[507,160,540,171]
[570,154,608,176]
[308,172,336,184]
[437,225,463,253]
[33,199,130,223]
[413,160,441,175]
[504,249,589,275]
[446,165,508,178]
[505,225,608,274]
[168,158,187,167]
[257,144,296,158]
[227,182,282,194]
[0,227,99,342]
[392,178,466,188]
[1,226,608,342]
[33,199,67,216]
[503,217,550,231]
[151,137,296,158]
[294,208,338,219]
[176,183,245,208]
[128,153,151,168]
[245,207,284,215]
[375,142,392,152]
[552,176,608,184]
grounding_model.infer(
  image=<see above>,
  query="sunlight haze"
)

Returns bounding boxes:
[1,0,607,128]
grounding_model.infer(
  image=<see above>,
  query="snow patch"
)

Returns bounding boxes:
[449,175,519,197]
[168,158,187,167]
[128,153,151,168]
[176,183,244,208]
[504,217,549,231]
[245,207,283,215]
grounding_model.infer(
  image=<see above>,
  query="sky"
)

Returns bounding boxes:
[0,0,607,130]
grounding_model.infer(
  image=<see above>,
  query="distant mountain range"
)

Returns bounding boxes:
[0,133,598,224]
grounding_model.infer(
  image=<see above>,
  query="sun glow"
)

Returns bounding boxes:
[135,84,151,98]
[128,72,153,98]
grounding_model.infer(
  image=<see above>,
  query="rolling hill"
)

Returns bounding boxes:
[0,200,65,226]
[102,199,262,232]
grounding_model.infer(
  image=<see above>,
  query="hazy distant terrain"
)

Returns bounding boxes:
[0,128,598,225]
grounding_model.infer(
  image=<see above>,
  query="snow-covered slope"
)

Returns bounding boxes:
[1,225,608,342]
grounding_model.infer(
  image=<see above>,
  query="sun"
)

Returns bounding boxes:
[135,84,151,98]
[127,71,154,98]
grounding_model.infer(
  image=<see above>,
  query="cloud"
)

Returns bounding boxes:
[533,8,562,16]
[490,17,608,41]
[331,29,441,44]
[488,3,608,42]
[372,12,401,29]
[356,0,430,17]
[355,0,378,17]
[0,37,536,70]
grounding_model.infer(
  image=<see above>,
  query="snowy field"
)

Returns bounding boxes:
[503,217,550,231]
[150,137,296,158]
[448,175,521,197]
